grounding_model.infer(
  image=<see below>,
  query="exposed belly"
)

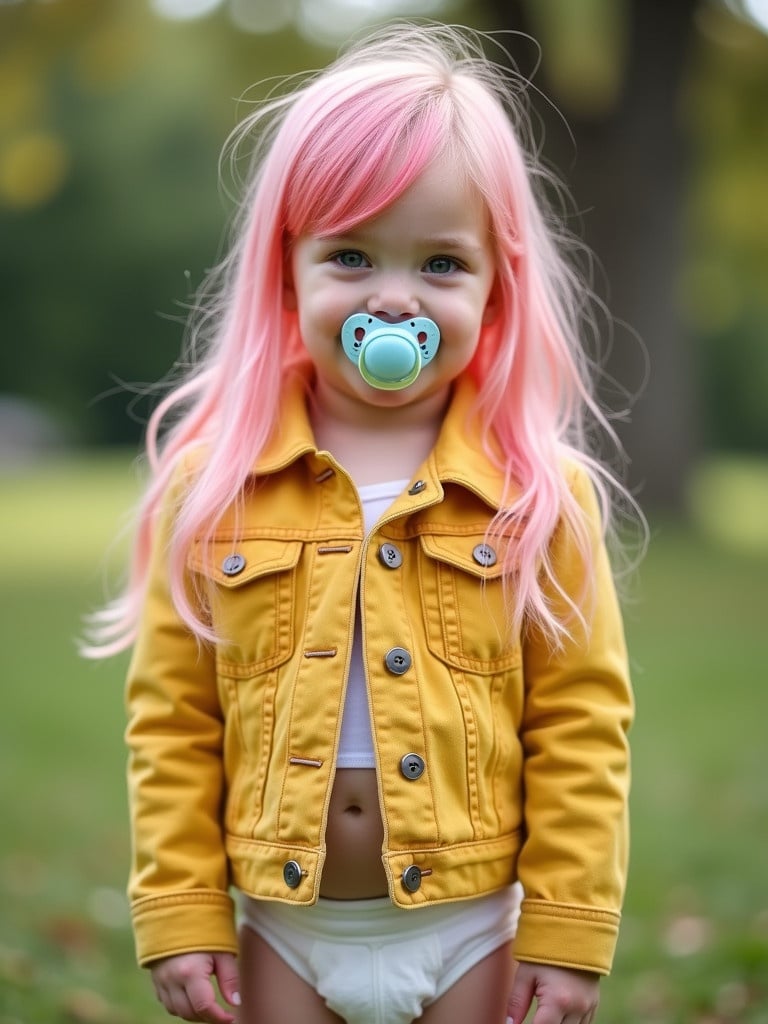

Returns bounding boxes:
[320,768,389,899]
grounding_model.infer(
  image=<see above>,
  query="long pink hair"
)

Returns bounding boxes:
[84,22,639,656]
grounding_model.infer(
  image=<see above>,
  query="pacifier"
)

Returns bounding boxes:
[340,314,441,390]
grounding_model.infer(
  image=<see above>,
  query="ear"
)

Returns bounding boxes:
[481,275,501,326]
[283,248,297,311]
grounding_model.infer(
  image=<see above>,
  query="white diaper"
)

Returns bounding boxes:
[240,883,522,1024]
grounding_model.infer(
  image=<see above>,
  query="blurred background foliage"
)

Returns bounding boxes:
[683,4,768,455]
[1,0,767,506]
[1,4,767,1023]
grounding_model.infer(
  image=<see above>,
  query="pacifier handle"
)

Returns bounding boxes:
[340,314,441,390]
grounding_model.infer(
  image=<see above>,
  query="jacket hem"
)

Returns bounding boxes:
[227,832,521,908]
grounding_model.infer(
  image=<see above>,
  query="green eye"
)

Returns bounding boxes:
[425,256,457,275]
[336,251,367,268]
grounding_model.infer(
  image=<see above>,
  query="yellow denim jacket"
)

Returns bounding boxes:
[125,376,633,975]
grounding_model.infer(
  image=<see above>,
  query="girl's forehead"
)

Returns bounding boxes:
[302,149,489,240]
[284,88,483,233]
[352,158,489,232]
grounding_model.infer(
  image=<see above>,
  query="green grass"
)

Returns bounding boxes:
[1,453,767,1023]
[604,518,768,1023]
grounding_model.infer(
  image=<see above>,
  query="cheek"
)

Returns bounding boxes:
[298,293,345,339]
[441,296,488,340]
[307,282,348,321]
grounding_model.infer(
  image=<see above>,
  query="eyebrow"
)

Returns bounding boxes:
[319,231,484,253]
[422,235,485,252]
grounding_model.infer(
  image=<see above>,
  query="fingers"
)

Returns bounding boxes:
[186,972,237,1023]
[507,961,600,1024]
[529,990,598,1024]
[151,952,238,1023]
[213,952,242,1009]
[506,960,536,1024]
[155,979,236,1024]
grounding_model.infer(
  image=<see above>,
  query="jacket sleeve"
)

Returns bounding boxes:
[514,463,634,975]
[124,465,237,966]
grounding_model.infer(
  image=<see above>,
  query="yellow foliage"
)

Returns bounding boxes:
[688,456,768,555]
[0,51,47,130]
[522,0,630,117]
[0,131,69,208]
[74,21,146,90]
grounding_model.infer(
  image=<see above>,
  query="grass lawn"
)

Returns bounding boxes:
[1,453,766,1023]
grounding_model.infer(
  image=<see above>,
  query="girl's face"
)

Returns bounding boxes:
[285,156,499,423]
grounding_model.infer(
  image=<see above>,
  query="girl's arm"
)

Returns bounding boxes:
[125,464,238,966]
[514,463,634,977]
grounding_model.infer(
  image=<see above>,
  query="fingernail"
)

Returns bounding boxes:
[232,992,241,1006]
[506,1017,514,1024]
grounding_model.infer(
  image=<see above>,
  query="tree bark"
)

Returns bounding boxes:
[482,0,700,510]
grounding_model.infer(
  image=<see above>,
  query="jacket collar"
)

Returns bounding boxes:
[427,377,515,512]
[252,372,515,512]
[251,370,317,473]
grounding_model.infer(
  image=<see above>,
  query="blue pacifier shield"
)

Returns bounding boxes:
[340,314,441,390]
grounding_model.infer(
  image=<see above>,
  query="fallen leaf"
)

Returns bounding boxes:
[59,987,118,1024]
[0,943,37,986]
[86,886,129,929]
[42,915,99,955]
[663,914,714,957]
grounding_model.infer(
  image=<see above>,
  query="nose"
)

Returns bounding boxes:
[366,272,419,321]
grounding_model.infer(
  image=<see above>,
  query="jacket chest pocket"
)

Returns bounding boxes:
[417,533,521,674]
[189,538,302,677]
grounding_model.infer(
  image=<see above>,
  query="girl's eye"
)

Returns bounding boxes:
[334,250,368,269]
[424,256,459,275]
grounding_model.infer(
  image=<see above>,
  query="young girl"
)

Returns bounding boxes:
[88,21,638,1024]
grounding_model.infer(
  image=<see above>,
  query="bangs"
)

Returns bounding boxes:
[283,77,455,238]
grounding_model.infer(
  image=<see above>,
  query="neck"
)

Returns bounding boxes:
[310,379,452,432]
[309,384,449,486]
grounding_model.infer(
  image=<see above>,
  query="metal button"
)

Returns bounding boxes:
[408,480,427,495]
[402,865,422,893]
[221,553,246,576]
[384,647,412,675]
[282,860,303,889]
[472,543,497,568]
[378,543,403,569]
[400,753,425,780]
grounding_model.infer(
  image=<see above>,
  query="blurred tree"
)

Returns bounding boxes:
[0,0,328,443]
[481,0,699,510]
[1,0,765,487]
[682,4,768,454]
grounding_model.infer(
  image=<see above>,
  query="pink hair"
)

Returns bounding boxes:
[84,22,640,656]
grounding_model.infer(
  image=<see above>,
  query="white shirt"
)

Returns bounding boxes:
[336,479,409,768]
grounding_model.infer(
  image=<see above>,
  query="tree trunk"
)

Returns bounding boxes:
[482,0,700,510]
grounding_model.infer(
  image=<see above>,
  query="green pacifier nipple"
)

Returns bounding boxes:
[340,314,441,391]
[359,334,420,388]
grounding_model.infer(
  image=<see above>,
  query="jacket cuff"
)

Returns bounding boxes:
[514,899,620,975]
[132,890,238,967]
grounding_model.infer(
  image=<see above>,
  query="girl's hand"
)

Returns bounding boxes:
[507,961,600,1024]
[150,952,240,1023]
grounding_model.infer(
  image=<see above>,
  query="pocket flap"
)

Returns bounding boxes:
[189,538,303,588]
[419,533,507,580]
